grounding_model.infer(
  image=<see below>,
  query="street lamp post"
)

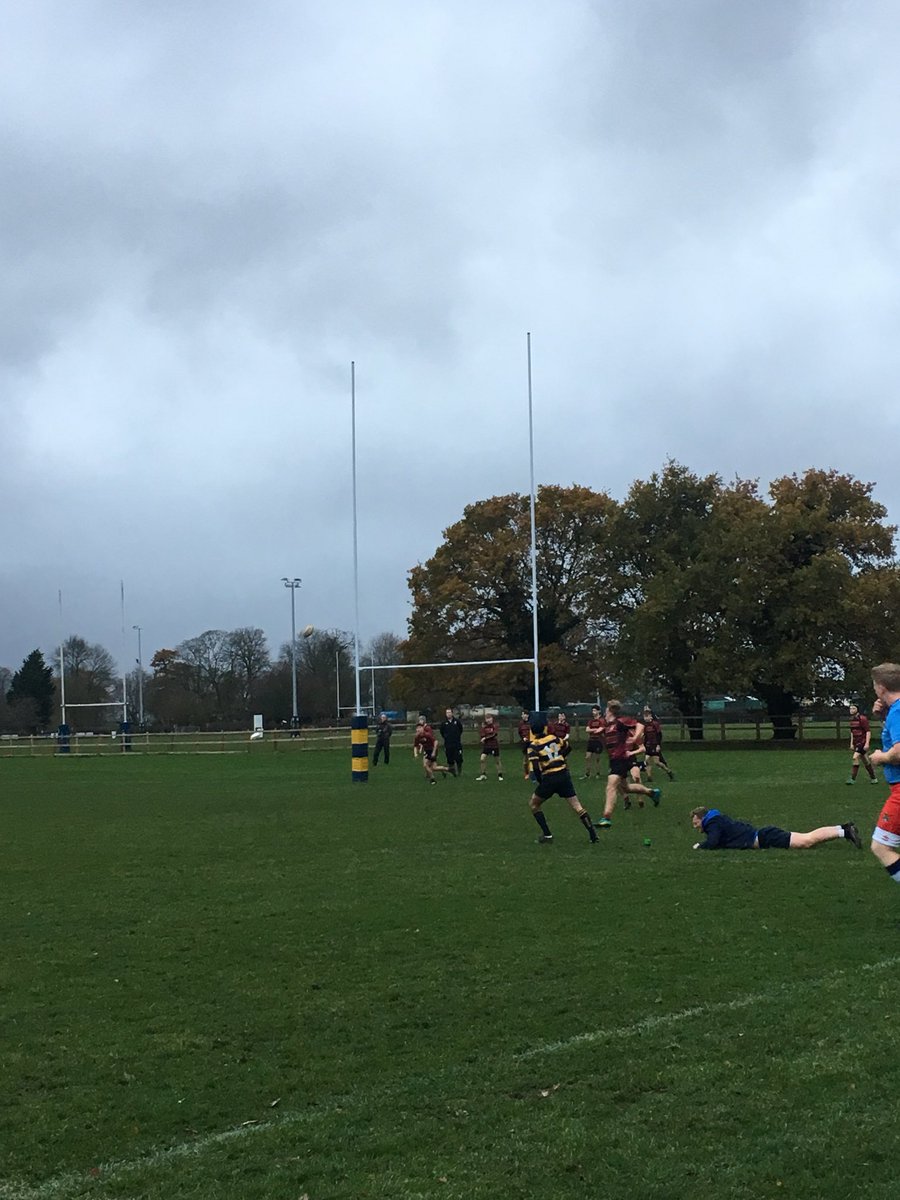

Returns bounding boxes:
[282,577,302,732]
[132,624,144,728]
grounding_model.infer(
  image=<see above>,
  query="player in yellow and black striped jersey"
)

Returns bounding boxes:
[527,713,598,844]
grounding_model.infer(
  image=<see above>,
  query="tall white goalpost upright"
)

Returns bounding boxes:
[350,361,368,781]
[347,333,543,781]
[56,585,131,754]
[526,332,541,712]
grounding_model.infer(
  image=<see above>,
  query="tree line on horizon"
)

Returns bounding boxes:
[392,462,900,738]
[3,463,898,739]
[0,630,403,734]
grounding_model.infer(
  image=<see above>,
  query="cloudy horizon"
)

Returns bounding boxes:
[4,0,900,677]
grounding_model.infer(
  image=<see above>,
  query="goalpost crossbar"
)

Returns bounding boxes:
[365,658,534,671]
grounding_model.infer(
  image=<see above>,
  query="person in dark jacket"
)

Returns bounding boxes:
[690,806,861,851]
[373,713,393,765]
[439,708,464,776]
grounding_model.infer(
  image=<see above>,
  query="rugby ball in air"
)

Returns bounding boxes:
[302,624,315,638]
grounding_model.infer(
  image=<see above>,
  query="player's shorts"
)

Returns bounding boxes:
[644,744,661,757]
[586,739,604,755]
[873,782,900,849]
[534,771,577,801]
[482,745,500,757]
[424,750,438,764]
[756,825,791,850]
[852,744,869,756]
[607,757,630,778]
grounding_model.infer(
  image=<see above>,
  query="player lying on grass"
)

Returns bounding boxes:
[527,713,598,844]
[690,806,861,851]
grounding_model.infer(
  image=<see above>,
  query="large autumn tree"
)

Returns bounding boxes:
[612,464,765,737]
[403,465,900,733]
[735,469,900,736]
[400,485,621,709]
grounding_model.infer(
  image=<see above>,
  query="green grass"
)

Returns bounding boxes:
[0,749,893,1199]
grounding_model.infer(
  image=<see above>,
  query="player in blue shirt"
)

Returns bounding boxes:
[867,664,900,885]
[691,807,860,851]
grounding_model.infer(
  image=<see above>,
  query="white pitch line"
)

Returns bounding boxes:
[3,954,898,1200]
[516,953,900,1061]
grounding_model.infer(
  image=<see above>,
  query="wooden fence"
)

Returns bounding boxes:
[0,714,871,757]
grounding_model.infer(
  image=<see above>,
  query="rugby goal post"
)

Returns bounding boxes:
[58,699,130,754]
[349,656,536,782]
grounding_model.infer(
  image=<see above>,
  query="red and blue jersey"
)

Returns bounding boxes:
[882,700,900,784]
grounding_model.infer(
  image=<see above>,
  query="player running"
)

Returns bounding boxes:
[595,700,661,828]
[847,703,878,785]
[527,713,598,844]
[641,706,675,783]
[476,714,504,781]
[413,717,451,786]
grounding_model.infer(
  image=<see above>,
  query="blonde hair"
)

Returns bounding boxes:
[872,663,900,693]
[690,806,709,820]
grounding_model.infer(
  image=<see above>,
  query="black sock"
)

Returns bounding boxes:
[533,810,551,836]
[579,811,598,842]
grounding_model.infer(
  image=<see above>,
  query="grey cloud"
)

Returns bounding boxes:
[3,0,900,674]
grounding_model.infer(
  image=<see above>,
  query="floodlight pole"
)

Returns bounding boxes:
[132,624,144,727]
[526,332,541,711]
[282,577,302,730]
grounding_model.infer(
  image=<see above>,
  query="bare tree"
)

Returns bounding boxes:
[52,636,119,728]
[274,628,354,722]
[228,627,271,706]
[361,631,404,714]
[176,630,233,716]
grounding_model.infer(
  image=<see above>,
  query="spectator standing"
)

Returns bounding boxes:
[373,713,393,766]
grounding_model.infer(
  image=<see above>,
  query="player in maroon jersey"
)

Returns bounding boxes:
[413,717,451,785]
[549,711,572,758]
[594,700,661,828]
[476,714,504,781]
[640,706,675,782]
[517,710,532,780]
[847,703,878,785]
[582,705,605,779]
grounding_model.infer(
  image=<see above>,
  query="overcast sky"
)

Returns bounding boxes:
[3,0,900,675]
